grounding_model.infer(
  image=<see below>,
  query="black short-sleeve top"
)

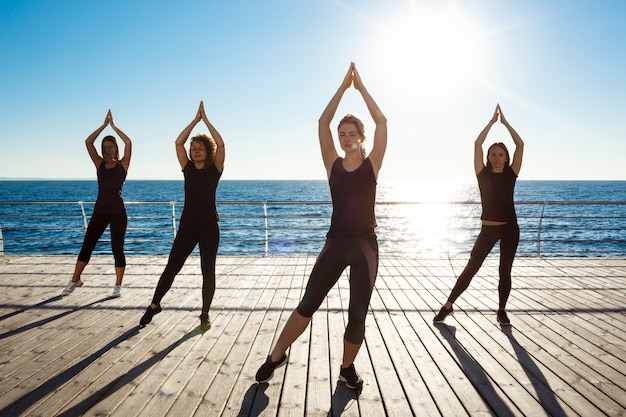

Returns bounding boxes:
[477,165,517,222]
[180,161,222,225]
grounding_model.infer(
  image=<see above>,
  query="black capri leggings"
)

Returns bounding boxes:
[78,212,127,267]
[151,220,220,314]
[297,236,378,345]
[448,222,520,309]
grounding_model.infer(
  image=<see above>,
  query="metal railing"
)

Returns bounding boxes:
[0,201,625,258]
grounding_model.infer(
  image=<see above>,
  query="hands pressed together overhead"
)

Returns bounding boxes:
[194,100,210,125]
[490,103,510,126]
[98,109,122,135]
[340,62,366,92]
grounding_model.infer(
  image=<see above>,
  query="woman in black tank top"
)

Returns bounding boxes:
[61,110,132,298]
[255,63,387,390]
[434,104,525,326]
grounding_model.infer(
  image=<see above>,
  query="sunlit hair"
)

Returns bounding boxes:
[338,114,366,157]
[486,142,511,170]
[189,134,217,168]
[101,135,120,161]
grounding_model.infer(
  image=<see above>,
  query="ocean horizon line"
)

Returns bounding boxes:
[1,177,625,183]
[2,180,624,257]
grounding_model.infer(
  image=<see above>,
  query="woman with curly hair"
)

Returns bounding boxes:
[140,101,225,330]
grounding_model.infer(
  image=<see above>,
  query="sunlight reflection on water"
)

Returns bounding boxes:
[377,179,481,258]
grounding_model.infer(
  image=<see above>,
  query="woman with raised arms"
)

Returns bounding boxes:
[139,101,225,330]
[434,104,524,326]
[61,110,132,298]
[255,62,387,390]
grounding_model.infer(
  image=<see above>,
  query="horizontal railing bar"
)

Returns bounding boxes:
[2,200,626,205]
[3,227,623,233]
[2,200,625,258]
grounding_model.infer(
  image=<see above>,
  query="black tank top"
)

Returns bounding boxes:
[477,165,517,222]
[93,162,127,215]
[180,162,222,225]
[327,157,377,238]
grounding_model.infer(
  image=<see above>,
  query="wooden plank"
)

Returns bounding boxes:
[405,261,505,417]
[373,272,461,417]
[160,265,264,417]
[81,295,204,416]
[368,282,431,416]
[140,278,256,416]
[221,257,299,417]
[0,277,144,415]
[249,258,308,416]
[305,300,332,416]
[77,259,216,416]
[326,272,362,417]
[1,256,626,416]
[461,269,621,417]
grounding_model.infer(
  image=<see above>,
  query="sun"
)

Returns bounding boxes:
[367,2,488,96]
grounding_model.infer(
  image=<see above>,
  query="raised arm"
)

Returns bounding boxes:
[175,105,202,170]
[498,104,524,175]
[199,100,225,172]
[318,63,354,177]
[85,111,111,168]
[474,105,499,175]
[108,110,132,172]
[353,65,387,178]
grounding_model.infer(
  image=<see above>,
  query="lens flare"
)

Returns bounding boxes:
[159,377,180,397]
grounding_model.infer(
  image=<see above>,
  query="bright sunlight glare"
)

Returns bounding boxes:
[376,179,481,258]
[369,2,488,96]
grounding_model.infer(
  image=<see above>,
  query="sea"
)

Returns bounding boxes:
[0,180,625,258]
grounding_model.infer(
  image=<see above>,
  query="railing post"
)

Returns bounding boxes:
[170,202,177,237]
[263,202,268,255]
[78,201,88,230]
[537,203,546,257]
[0,225,4,256]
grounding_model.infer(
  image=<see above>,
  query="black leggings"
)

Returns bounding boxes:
[151,221,220,314]
[78,212,127,267]
[448,222,519,309]
[297,236,378,345]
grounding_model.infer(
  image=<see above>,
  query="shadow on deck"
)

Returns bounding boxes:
[0,256,625,416]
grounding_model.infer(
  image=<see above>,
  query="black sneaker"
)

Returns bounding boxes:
[339,364,363,389]
[199,314,211,331]
[255,354,287,383]
[139,305,162,327]
[497,310,511,326]
[433,306,454,323]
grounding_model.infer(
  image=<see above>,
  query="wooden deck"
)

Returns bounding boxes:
[0,255,625,417]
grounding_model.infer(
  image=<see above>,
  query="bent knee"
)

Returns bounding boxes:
[344,321,366,345]
[296,301,316,318]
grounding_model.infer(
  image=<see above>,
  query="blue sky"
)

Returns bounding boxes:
[1,0,625,181]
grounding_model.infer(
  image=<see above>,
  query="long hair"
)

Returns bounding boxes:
[101,135,120,161]
[189,134,217,168]
[338,114,366,157]
[486,142,511,171]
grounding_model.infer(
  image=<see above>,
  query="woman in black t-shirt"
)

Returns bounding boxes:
[255,63,387,390]
[61,110,132,298]
[140,101,225,330]
[434,104,524,326]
